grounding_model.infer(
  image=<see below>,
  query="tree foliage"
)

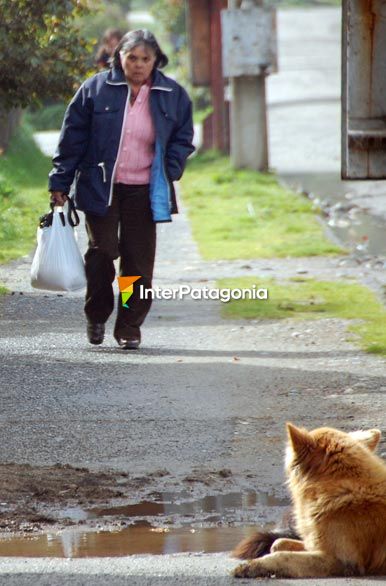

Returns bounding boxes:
[75,0,128,42]
[0,0,95,110]
[151,0,185,44]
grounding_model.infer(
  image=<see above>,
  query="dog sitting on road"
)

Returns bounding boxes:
[232,422,386,578]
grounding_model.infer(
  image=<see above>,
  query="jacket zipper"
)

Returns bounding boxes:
[108,85,131,206]
[98,162,107,183]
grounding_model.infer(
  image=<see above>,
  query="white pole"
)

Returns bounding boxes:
[228,0,269,171]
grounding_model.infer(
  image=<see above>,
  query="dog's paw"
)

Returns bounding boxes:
[232,561,273,579]
[233,562,254,578]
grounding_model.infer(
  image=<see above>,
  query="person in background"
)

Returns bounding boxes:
[95,28,123,70]
[48,29,195,350]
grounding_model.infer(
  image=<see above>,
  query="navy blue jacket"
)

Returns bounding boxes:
[48,68,195,222]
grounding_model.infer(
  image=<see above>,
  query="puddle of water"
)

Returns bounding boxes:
[0,490,289,558]
[0,525,262,558]
[87,491,289,522]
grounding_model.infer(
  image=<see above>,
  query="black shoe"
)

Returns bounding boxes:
[117,337,140,350]
[87,322,105,345]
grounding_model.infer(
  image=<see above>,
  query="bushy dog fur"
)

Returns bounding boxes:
[232,527,299,560]
[233,422,386,579]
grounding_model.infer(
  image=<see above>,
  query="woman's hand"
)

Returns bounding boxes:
[50,191,68,206]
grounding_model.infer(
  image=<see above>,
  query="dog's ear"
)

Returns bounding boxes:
[286,422,315,455]
[349,429,381,452]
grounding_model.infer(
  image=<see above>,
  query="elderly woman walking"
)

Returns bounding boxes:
[49,29,195,349]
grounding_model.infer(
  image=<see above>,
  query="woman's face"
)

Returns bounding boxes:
[120,44,156,85]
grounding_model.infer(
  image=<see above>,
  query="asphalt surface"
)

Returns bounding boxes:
[1,555,385,585]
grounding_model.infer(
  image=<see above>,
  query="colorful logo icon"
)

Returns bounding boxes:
[117,276,141,308]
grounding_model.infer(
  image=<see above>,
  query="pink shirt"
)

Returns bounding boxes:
[115,82,155,185]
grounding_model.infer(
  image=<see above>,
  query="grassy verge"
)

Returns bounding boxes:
[182,153,344,260]
[0,122,51,263]
[218,276,386,355]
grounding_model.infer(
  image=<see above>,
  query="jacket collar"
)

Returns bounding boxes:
[151,69,173,92]
[106,67,173,92]
[106,67,127,86]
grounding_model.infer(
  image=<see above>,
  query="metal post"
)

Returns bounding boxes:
[342,0,386,179]
[228,0,269,171]
[210,0,229,152]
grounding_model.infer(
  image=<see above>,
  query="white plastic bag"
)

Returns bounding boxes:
[31,203,86,292]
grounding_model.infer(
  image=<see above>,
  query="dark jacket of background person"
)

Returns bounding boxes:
[48,67,195,222]
[95,47,111,70]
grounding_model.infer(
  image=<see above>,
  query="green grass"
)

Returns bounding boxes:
[182,153,344,260]
[218,276,386,355]
[193,106,213,125]
[24,104,67,131]
[0,123,51,263]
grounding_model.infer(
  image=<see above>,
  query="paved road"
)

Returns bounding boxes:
[1,554,385,586]
[1,554,386,585]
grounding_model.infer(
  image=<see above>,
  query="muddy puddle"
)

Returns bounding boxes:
[0,490,289,558]
[0,525,261,558]
[86,490,289,523]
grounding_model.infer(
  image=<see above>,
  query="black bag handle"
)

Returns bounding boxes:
[66,197,80,227]
[49,198,80,228]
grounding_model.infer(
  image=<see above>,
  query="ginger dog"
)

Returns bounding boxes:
[233,422,386,578]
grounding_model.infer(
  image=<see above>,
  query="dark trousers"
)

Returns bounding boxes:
[84,184,156,341]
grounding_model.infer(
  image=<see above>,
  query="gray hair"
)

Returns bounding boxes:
[113,29,168,70]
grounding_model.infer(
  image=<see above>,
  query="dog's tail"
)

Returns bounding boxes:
[231,528,299,560]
